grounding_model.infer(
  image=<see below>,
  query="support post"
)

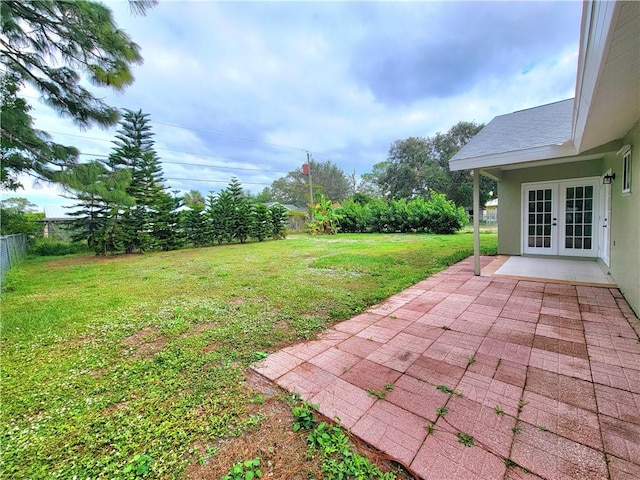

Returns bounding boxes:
[473,169,481,275]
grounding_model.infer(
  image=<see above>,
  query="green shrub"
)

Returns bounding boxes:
[29,238,88,256]
[423,193,469,234]
[335,193,468,234]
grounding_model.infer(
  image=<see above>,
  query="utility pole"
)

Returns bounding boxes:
[305,152,314,221]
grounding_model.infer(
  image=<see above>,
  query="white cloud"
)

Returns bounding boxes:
[11,0,583,207]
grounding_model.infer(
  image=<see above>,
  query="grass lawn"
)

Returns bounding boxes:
[1,232,497,479]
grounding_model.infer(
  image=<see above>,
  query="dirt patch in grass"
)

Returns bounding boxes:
[181,322,218,338]
[121,326,168,359]
[184,372,416,480]
[185,396,324,480]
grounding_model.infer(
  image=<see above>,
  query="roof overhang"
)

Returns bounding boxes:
[573,1,640,153]
[451,143,576,172]
[478,139,621,181]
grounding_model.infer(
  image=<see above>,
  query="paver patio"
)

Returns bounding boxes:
[252,256,640,480]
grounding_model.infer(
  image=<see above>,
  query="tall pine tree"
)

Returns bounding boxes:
[108,110,165,253]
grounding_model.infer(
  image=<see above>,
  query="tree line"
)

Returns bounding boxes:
[59,110,287,255]
[258,121,496,212]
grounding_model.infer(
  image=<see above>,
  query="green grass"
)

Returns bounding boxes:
[1,232,496,479]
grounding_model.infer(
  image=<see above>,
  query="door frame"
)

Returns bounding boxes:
[521,177,600,258]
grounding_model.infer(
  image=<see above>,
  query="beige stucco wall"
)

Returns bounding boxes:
[496,159,604,255]
[604,120,640,315]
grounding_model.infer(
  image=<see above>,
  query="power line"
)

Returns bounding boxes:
[151,120,309,153]
[76,152,289,174]
[46,131,295,173]
[165,177,271,186]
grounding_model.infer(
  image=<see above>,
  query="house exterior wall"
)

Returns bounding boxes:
[496,159,604,255]
[604,120,640,315]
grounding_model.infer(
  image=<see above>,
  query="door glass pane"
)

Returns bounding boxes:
[527,188,553,249]
[564,184,594,250]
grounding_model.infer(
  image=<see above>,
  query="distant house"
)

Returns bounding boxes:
[450,1,640,314]
[266,203,307,231]
[42,205,76,238]
[484,198,498,224]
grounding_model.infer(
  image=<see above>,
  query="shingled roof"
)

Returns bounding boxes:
[452,98,573,162]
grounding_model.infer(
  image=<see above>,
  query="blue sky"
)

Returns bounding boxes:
[3,0,583,210]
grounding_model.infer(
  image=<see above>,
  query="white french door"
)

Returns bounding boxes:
[523,183,557,254]
[522,178,599,257]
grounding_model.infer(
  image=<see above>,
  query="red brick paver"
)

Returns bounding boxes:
[251,256,640,479]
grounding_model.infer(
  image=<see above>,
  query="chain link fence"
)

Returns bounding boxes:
[1,234,27,285]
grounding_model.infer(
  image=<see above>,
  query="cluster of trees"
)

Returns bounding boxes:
[61,111,287,255]
[181,179,289,249]
[260,122,495,218]
[256,159,355,206]
[0,198,43,238]
[361,121,496,208]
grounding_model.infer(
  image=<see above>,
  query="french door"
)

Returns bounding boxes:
[522,179,599,257]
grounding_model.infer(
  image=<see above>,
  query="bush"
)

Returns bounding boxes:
[30,238,88,256]
[335,193,468,234]
[423,193,469,234]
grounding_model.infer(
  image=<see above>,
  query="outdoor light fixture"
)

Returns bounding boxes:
[603,172,616,184]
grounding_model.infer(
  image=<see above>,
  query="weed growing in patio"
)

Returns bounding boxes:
[467,355,476,365]
[505,458,530,473]
[494,405,504,416]
[456,432,475,447]
[436,406,448,417]
[436,384,462,396]
[426,423,435,435]
[517,398,527,413]
[511,426,521,434]
[366,383,394,400]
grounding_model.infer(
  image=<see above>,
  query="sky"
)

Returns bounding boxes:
[2,0,584,211]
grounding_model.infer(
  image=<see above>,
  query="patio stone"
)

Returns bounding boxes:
[310,376,375,429]
[528,348,592,381]
[591,362,640,393]
[351,400,428,466]
[510,422,608,480]
[406,353,466,387]
[456,371,523,417]
[444,395,517,458]
[278,362,337,397]
[525,367,597,412]
[594,384,640,424]
[600,415,640,463]
[308,346,361,376]
[519,390,603,450]
[608,455,640,480]
[411,426,506,480]
[249,256,640,480]
[384,374,449,422]
[340,358,401,391]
